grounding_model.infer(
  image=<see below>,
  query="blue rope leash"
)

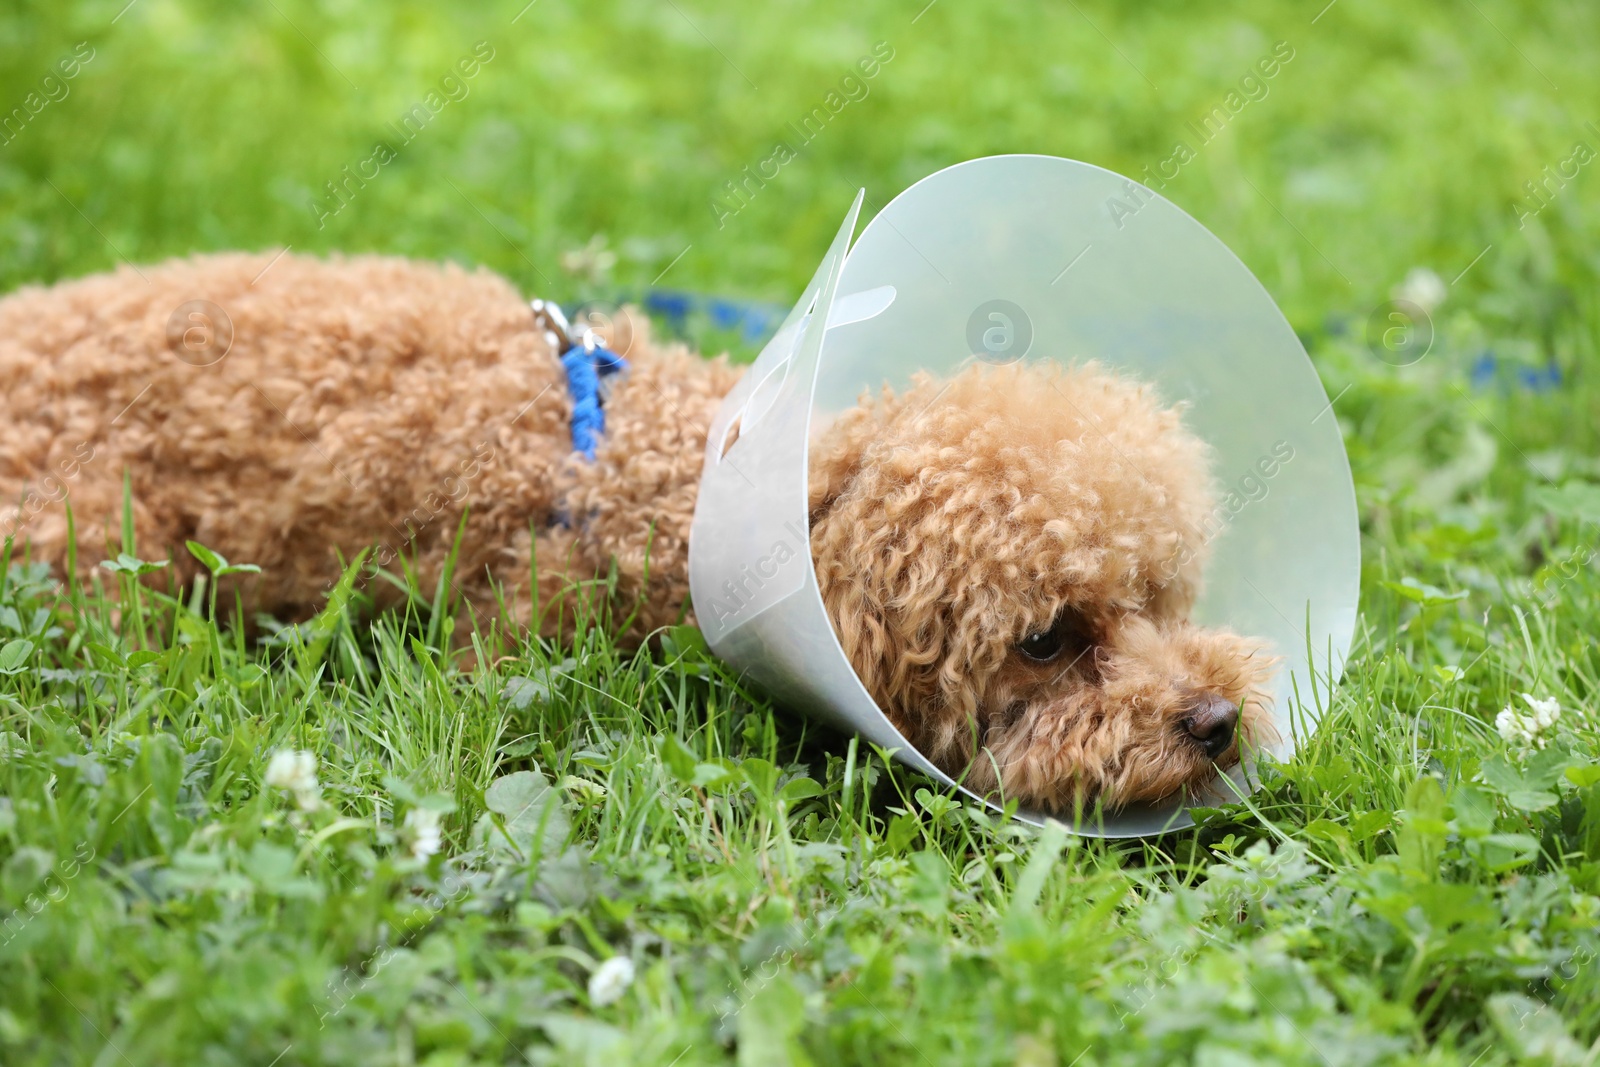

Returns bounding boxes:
[560,339,628,460]
[530,299,629,461]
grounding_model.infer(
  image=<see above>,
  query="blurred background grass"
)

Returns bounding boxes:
[1,0,1594,330]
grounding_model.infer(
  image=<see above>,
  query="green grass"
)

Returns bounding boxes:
[5,0,1600,1063]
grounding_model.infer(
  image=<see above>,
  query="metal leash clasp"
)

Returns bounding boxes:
[529,298,573,354]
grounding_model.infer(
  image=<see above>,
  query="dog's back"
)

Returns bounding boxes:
[0,254,573,617]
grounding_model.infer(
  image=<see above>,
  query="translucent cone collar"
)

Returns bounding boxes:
[688,155,1359,837]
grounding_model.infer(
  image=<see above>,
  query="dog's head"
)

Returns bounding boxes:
[808,361,1276,813]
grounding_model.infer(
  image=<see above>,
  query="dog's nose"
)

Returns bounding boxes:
[1183,695,1239,759]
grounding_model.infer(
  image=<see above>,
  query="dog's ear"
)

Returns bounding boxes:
[806,380,911,525]
[809,422,1025,768]
[807,372,1027,740]
[808,389,917,722]
[806,422,865,525]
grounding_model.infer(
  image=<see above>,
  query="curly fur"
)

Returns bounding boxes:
[0,253,1274,812]
[0,252,736,636]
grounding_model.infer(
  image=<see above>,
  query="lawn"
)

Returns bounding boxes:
[4,0,1600,1063]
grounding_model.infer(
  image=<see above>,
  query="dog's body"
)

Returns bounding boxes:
[0,253,1273,812]
[0,253,729,637]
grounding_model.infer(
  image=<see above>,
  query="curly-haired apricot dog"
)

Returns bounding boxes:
[0,252,1273,812]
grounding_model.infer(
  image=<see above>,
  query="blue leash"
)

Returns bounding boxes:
[538,290,783,460]
[531,299,629,461]
[560,338,628,460]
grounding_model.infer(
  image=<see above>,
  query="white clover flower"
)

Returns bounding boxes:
[588,956,635,1007]
[264,749,322,809]
[1394,267,1448,314]
[1495,707,1527,746]
[1525,694,1562,728]
[404,807,443,860]
[1497,693,1562,751]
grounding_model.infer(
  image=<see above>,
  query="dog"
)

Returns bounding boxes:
[0,252,1274,812]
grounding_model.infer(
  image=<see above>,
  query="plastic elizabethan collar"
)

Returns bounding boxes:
[687,155,1359,837]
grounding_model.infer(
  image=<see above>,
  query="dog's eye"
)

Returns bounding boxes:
[1016,611,1094,664]
[1017,628,1065,662]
